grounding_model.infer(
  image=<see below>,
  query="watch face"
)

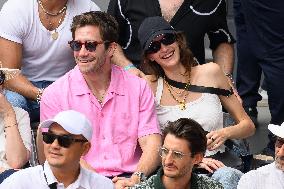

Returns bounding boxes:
[0,71,5,85]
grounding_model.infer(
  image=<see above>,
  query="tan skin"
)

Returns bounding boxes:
[144,37,255,173]
[0,0,68,100]
[44,123,91,188]
[0,85,30,172]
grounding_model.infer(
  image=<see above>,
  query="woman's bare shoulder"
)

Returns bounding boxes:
[143,75,158,94]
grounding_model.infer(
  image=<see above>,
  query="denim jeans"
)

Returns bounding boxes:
[4,81,53,122]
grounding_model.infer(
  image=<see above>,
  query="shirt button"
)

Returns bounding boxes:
[104,156,107,160]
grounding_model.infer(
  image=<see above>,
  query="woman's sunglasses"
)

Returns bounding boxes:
[146,33,176,54]
[68,40,106,52]
[0,70,5,85]
[42,132,88,148]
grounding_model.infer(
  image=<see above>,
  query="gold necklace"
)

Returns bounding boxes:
[38,0,67,17]
[45,9,66,40]
[164,80,189,110]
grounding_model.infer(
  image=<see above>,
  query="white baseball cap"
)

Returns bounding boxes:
[40,110,93,141]
[268,122,284,139]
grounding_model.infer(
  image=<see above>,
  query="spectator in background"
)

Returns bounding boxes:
[39,11,161,189]
[0,68,31,183]
[234,0,284,156]
[130,118,224,189]
[238,122,284,189]
[0,0,100,122]
[0,110,114,188]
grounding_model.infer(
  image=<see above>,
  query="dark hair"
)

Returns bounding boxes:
[163,118,207,157]
[141,32,197,78]
[0,70,5,85]
[70,11,119,48]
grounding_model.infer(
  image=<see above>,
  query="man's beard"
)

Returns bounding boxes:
[275,156,284,171]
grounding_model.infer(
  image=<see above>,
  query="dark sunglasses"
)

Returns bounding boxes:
[0,70,5,85]
[68,40,106,52]
[276,138,284,148]
[42,132,88,148]
[146,33,176,54]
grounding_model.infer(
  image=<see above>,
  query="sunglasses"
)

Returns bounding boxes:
[42,132,88,148]
[276,138,284,148]
[159,146,191,160]
[0,70,5,85]
[68,40,106,52]
[146,33,176,54]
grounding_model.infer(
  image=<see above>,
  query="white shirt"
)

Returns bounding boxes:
[0,107,31,170]
[155,77,225,156]
[0,0,100,82]
[0,161,114,189]
[237,162,284,189]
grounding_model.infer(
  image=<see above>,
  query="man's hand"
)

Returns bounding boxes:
[112,176,137,189]
[198,157,224,173]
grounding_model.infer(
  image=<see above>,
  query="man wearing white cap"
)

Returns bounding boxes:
[237,123,284,189]
[0,110,114,189]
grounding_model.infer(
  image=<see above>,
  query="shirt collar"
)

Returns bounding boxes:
[44,161,88,189]
[72,65,125,96]
[153,167,197,189]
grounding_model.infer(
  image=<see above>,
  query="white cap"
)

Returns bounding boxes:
[268,122,284,139]
[40,110,93,141]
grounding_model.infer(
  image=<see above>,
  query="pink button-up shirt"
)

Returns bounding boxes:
[40,65,160,176]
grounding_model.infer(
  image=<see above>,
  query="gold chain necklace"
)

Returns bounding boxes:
[38,0,67,16]
[45,9,66,40]
[164,79,189,110]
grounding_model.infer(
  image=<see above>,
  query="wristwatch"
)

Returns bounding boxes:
[133,171,147,182]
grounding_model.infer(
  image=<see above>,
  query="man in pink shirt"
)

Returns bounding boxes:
[39,11,161,188]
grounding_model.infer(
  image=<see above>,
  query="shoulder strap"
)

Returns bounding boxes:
[164,75,233,97]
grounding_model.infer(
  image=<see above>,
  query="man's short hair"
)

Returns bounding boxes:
[163,118,207,157]
[71,11,119,45]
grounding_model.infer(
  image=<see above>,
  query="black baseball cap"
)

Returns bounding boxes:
[138,16,175,52]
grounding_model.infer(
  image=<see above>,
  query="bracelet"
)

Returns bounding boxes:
[36,88,44,104]
[225,73,235,84]
[123,64,136,71]
[4,123,17,129]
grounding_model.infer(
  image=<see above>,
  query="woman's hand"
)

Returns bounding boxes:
[198,157,225,173]
[206,128,229,150]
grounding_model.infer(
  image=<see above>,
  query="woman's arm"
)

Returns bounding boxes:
[1,94,30,168]
[202,63,255,150]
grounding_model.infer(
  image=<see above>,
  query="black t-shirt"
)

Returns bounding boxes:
[108,0,235,66]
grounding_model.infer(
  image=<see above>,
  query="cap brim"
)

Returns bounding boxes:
[40,120,57,129]
[144,30,175,51]
[268,124,284,138]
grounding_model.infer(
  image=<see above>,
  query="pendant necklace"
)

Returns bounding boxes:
[38,0,67,40]
[164,79,189,110]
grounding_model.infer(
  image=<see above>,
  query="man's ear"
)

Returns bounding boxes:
[81,142,91,156]
[107,42,117,57]
[192,153,204,165]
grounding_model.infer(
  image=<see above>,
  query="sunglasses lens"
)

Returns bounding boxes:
[70,41,82,51]
[85,42,97,52]
[162,34,176,45]
[147,41,161,54]
[276,138,284,148]
[57,135,73,148]
[42,133,56,144]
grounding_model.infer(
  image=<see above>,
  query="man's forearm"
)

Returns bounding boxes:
[111,43,132,67]
[5,74,39,101]
[212,43,234,74]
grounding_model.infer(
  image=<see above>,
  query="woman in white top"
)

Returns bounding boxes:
[137,17,255,189]
[0,69,31,183]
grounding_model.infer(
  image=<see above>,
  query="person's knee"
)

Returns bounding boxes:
[212,167,243,189]
[4,90,28,111]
